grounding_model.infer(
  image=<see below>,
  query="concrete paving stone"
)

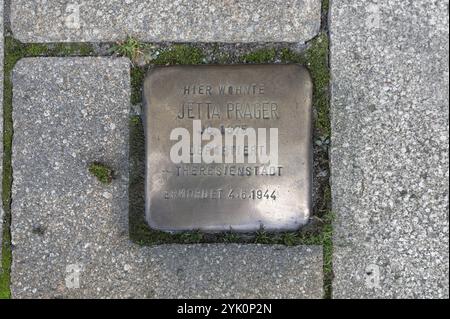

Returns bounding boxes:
[10,0,322,43]
[11,57,323,299]
[330,0,449,298]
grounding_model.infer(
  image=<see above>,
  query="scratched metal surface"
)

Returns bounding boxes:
[143,65,312,232]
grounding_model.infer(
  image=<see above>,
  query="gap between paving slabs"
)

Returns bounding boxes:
[1,3,332,297]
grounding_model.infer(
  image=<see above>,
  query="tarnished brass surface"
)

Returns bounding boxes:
[143,65,312,232]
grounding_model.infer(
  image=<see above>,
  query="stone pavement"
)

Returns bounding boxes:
[10,58,323,299]
[10,0,321,43]
[2,0,449,299]
[330,0,449,298]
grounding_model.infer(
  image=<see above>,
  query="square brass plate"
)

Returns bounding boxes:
[143,65,312,232]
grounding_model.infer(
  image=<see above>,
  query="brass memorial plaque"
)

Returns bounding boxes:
[143,65,312,232]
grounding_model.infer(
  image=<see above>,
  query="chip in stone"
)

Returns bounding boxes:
[143,65,313,232]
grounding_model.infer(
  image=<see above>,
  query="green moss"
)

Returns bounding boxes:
[1,37,19,299]
[180,231,204,244]
[52,43,96,56]
[152,45,205,65]
[279,48,304,64]
[322,0,330,14]
[131,67,146,105]
[5,38,95,58]
[240,48,277,63]
[131,115,141,125]
[23,43,48,56]
[306,34,330,137]
[322,211,334,299]
[88,163,113,185]
[0,237,11,299]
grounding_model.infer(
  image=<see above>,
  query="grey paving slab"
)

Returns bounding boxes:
[10,0,322,43]
[330,0,449,298]
[11,57,323,299]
